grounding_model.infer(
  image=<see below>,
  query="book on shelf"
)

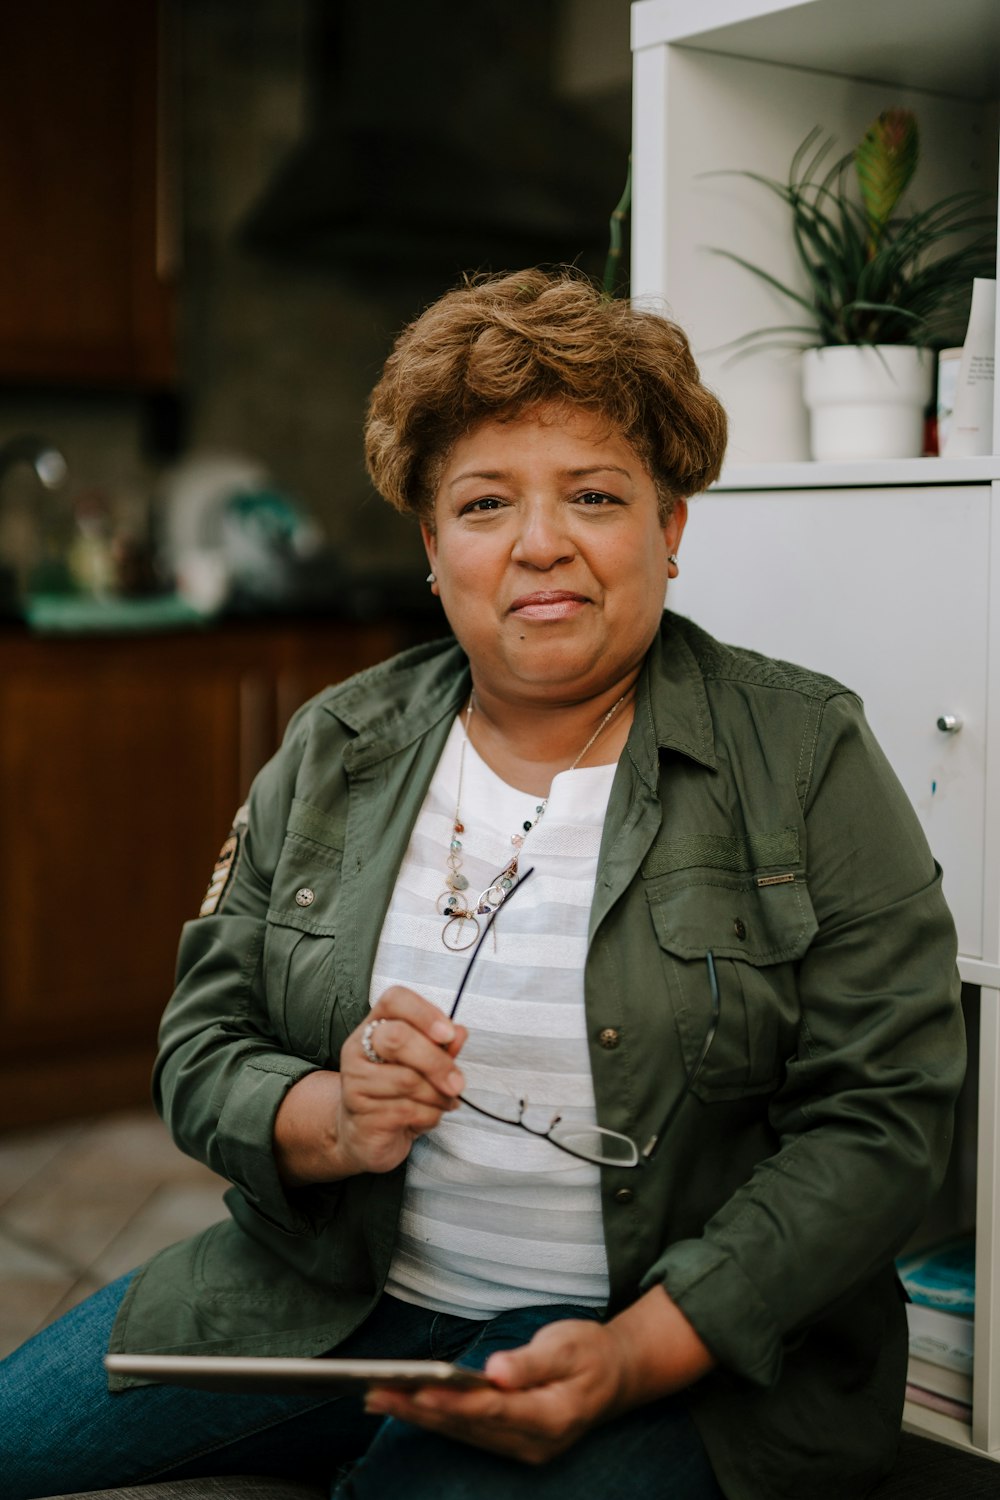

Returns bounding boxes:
[905,1300,974,1376]
[896,1232,975,1316]
[905,1382,971,1424]
[907,1353,972,1405]
[898,1232,975,1417]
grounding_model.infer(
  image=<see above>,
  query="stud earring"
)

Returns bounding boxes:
[667,553,679,577]
[426,571,436,585]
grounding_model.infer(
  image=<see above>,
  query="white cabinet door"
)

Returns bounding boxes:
[669,486,991,958]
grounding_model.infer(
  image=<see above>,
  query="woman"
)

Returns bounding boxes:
[2,268,963,1500]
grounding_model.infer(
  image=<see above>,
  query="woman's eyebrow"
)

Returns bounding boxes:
[447,463,633,488]
[564,465,632,480]
[446,468,507,488]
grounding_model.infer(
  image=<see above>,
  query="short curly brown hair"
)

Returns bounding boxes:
[364,267,727,522]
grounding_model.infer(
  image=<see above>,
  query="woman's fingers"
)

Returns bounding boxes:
[369,983,463,1044]
[346,1055,463,1116]
[350,987,468,1100]
[276,988,469,1185]
[353,1022,463,1098]
[365,1381,586,1464]
[346,1091,456,1139]
[364,1321,622,1464]
[329,987,472,1174]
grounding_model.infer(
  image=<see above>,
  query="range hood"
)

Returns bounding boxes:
[241,1,629,284]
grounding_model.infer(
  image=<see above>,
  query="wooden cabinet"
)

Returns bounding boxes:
[0,620,402,1129]
[0,0,176,387]
[632,0,1000,1458]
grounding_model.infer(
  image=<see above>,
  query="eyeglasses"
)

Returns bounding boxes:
[447,868,720,1169]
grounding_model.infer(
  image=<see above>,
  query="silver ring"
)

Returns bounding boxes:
[361,1018,387,1064]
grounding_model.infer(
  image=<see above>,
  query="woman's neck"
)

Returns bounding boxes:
[464,674,640,798]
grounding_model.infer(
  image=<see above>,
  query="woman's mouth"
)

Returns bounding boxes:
[509,591,589,621]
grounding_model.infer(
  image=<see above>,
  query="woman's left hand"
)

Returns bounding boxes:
[364,1286,714,1465]
[366,1317,625,1464]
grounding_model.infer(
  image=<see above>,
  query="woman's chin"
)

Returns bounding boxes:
[482,637,623,698]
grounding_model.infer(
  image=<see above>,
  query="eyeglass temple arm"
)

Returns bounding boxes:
[639,950,720,1163]
[447,866,535,1021]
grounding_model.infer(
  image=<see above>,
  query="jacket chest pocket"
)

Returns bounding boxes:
[646,871,817,1101]
[265,801,345,1063]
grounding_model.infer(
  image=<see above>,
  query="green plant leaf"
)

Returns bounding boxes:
[855,108,919,252]
[702,115,996,351]
[708,248,819,314]
[602,155,632,299]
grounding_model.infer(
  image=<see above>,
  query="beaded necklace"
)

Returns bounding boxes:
[436,692,628,951]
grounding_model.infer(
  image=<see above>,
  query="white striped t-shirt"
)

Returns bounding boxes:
[368,714,617,1318]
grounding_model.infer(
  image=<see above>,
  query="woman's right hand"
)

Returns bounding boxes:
[273,987,467,1185]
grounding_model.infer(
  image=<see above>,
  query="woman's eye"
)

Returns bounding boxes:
[460,496,505,515]
[575,490,617,506]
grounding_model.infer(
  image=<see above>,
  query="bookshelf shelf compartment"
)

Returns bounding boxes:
[631,0,1000,468]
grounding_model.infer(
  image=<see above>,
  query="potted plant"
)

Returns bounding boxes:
[714,108,996,460]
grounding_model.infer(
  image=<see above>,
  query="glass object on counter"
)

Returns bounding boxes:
[67,488,116,598]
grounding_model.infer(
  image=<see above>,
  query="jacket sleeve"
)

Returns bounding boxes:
[640,690,965,1386]
[152,710,338,1238]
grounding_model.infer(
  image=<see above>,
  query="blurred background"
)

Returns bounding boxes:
[0,0,634,1139]
[0,0,633,610]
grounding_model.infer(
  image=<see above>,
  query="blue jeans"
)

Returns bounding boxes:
[1,1274,723,1500]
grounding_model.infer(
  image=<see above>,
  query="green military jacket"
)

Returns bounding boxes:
[109,613,964,1500]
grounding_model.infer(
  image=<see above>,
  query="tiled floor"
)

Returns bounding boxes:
[0,1108,228,1359]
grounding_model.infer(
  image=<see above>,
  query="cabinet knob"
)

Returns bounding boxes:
[936,714,963,734]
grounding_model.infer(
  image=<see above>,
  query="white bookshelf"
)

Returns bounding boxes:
[718,457,1000,491]
[632,0,1000,1458]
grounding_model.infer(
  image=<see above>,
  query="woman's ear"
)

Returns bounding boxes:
[664,498,688,568]
[420,521,439,596]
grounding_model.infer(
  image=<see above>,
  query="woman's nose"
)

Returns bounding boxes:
[510,501,575,567]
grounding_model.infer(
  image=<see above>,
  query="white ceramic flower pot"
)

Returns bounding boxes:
[801,345,934,461]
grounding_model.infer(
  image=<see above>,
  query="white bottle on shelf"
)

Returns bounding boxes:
[941,279,996,457]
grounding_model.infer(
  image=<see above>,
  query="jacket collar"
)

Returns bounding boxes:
[321,636,469,769]
[628,612,719,789]
[322,614,718,780]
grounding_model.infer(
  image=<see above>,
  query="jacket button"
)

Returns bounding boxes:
[733,918,747,940]
[295,888,316,907]
[614,1187,634,1204]
[598,1027,621,1049]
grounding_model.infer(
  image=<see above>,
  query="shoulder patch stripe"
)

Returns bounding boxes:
[199,824,244,917]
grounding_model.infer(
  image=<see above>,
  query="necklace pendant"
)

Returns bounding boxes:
[442,912,481,951]
[447,872,469,891]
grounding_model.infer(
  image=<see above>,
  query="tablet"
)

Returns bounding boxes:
[104,1353,493,1395]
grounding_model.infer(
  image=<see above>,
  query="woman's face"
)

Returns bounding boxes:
[421,402,687,707]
